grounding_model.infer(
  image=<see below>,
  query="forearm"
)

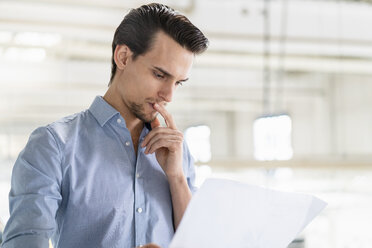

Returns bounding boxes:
[168,174,192,230]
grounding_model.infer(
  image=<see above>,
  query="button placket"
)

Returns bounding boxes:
[134,129,148,246]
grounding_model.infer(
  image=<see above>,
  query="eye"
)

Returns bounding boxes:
[154,71,165,79]
[175,81,183,86]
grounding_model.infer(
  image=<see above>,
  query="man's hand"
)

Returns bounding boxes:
[141,103,184,179]
[141,103,192,229]
[137,243,161,248]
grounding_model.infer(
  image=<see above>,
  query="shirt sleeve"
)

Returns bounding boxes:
[182,141,198,195]
[1,126,63,248]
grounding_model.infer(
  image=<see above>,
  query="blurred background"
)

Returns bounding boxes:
[1,0,372,247]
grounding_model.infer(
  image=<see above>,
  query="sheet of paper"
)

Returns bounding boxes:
[169,178,327,248]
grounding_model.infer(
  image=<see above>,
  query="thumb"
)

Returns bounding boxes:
[151,117,161,129]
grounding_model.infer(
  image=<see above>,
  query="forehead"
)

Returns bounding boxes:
[140,31,194,79]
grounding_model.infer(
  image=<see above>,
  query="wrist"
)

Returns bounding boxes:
[167,171,186,184]
[164,159,184,180]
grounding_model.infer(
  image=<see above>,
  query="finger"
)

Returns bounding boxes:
[142,128,183,147]
[145,133,182,154]
[148,138,183,154]
[153,103,177,129]
[141,244,161,248]
[151,117,161,129]
[142,127,168,147]
[144,131,181,151]
[144,134,166,154]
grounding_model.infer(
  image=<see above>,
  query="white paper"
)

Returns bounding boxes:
[169,178,327,248]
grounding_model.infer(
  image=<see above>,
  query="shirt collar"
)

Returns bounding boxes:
[88,96,152,131]
[89,96,120,127]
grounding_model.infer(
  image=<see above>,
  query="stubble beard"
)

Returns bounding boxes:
[129,101,157,123]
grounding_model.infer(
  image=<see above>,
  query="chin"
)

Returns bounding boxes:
[144,112,156,122]
[145,112,159,123]
[134,111,157,124]
[149,115,158,123]
[129,101,155,123]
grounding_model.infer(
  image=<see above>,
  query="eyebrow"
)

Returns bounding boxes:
[153,66,189,83]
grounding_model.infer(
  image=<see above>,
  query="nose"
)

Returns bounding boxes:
[158,82,175,103]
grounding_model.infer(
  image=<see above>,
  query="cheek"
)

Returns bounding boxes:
[121,71,144,93]
[121,67,160,97]
[138,77,160,94]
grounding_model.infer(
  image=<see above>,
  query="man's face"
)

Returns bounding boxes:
[115,31,194,123]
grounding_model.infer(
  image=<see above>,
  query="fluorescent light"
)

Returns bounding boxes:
[0,31,12,43]
[4,47,46,62]
[14,32,61,47]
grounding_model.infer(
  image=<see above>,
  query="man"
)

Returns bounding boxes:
[1,3,208,248]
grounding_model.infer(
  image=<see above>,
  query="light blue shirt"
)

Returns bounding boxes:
[1,96,196,248]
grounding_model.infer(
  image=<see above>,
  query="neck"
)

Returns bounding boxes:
[103,85,143,135]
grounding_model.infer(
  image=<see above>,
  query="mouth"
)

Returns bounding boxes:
[148,102,156,111]
[148,101,167,111]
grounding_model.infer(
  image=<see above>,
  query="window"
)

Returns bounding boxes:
[184,125,211,163]
[253,114,293,161]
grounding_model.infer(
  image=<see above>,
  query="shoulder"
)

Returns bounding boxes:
[46,109,94,141]
[25,110,95,154]
[48,110,89,132]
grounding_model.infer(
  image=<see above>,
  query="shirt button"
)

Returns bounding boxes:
[125,141,130,146]
[137,207,143,213]
[136,173,140,178]
[117,118,122,124]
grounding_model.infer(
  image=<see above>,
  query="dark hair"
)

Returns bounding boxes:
[109,3,209,85]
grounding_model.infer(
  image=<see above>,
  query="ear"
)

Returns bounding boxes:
[114,45,133,70]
